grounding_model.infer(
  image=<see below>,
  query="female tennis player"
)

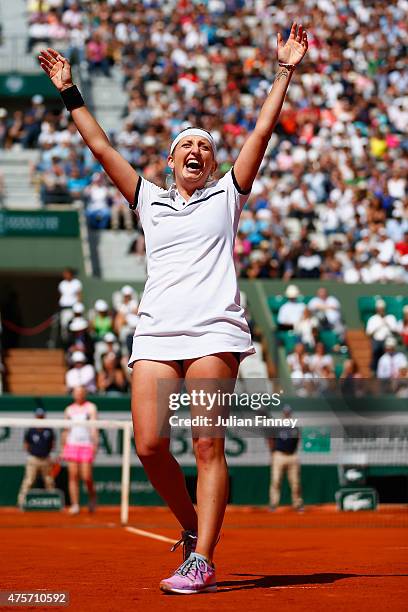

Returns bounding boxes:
[39,23,308,594]
[61,386,98,515]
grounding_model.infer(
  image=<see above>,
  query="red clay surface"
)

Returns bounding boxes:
[0,505,407,611]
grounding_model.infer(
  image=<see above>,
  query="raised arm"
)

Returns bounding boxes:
[38,48,139,204]
[234,23,308,193]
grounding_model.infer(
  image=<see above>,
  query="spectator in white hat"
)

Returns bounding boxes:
[114,285,139,351]
[67,317,94,363]
[100,332,121,361]
[90,299,113,367]
[65,351,96,393]
[67,302,86,332]
[90,299,113,341]
[369,255,400,283]
[377,337,408,379]
[277,285,305,330]
[72,302,85,316]
[366,300,399,371]
[118,285,138,313]
[94,331,120,373]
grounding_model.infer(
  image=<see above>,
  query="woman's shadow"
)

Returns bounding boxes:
[217,572,408,592]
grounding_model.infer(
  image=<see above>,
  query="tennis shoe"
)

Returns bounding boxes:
[160,553,217,594]
[171,529,197,561]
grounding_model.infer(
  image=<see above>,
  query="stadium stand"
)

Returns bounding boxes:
[2,15,408,602]
[4,348,66,395]
[0,1,406,391]
[0,0,406,282]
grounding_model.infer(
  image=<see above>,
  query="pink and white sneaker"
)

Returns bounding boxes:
[160,553,217,595]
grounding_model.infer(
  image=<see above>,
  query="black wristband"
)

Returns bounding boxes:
[60,85,84,112]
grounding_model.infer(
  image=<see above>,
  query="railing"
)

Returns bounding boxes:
[0,34,69,74]
[0,35,35,73]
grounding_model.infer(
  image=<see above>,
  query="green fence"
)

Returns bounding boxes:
[0,210,79,238]
[0,74,60,99]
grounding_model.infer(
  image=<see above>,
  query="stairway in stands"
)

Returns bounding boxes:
[90,67,128,134]
[345,330,372,377]
[90,230,146,280]
[0,150,41,209]
[0,0,40,73]
[4,349,66,395]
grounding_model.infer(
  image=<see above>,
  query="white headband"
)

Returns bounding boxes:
[170,128,217,156]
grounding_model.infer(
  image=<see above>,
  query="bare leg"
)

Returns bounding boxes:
[67,461,79,506]
[132,360,197,531]
[184,352,239,562]
[79,462,96,506]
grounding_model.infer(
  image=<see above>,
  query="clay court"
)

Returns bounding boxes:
[1,506,407,611]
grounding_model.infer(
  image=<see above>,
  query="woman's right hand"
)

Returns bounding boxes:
[38,48,74,92]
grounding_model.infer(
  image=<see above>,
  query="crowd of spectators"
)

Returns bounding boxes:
[365,299,408,376]
[58,268,138,394]
[57,268,260,393]
[1,0,407,278]
[280,284,349,390]
[281,283,408,392]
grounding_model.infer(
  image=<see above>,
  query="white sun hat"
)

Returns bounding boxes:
[95,299,109,312]
[121,285,134,296]
[69,317,88,332]
[104,332,116,343]
[72,302,85,315]
[285,285,300,299]
[71,351,86,363]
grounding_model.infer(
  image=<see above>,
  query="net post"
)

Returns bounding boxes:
[120,422,132,525]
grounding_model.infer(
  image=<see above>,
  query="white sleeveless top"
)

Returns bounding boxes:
[65,401,96,446]
[129,169,255,363]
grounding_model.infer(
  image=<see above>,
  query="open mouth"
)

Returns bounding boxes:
[185,159,202,171]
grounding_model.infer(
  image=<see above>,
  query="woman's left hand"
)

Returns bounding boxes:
[277,22,308,66]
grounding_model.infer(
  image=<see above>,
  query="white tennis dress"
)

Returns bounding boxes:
[128,168,255,364]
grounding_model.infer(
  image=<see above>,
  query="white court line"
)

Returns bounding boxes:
[125,526,177,545]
